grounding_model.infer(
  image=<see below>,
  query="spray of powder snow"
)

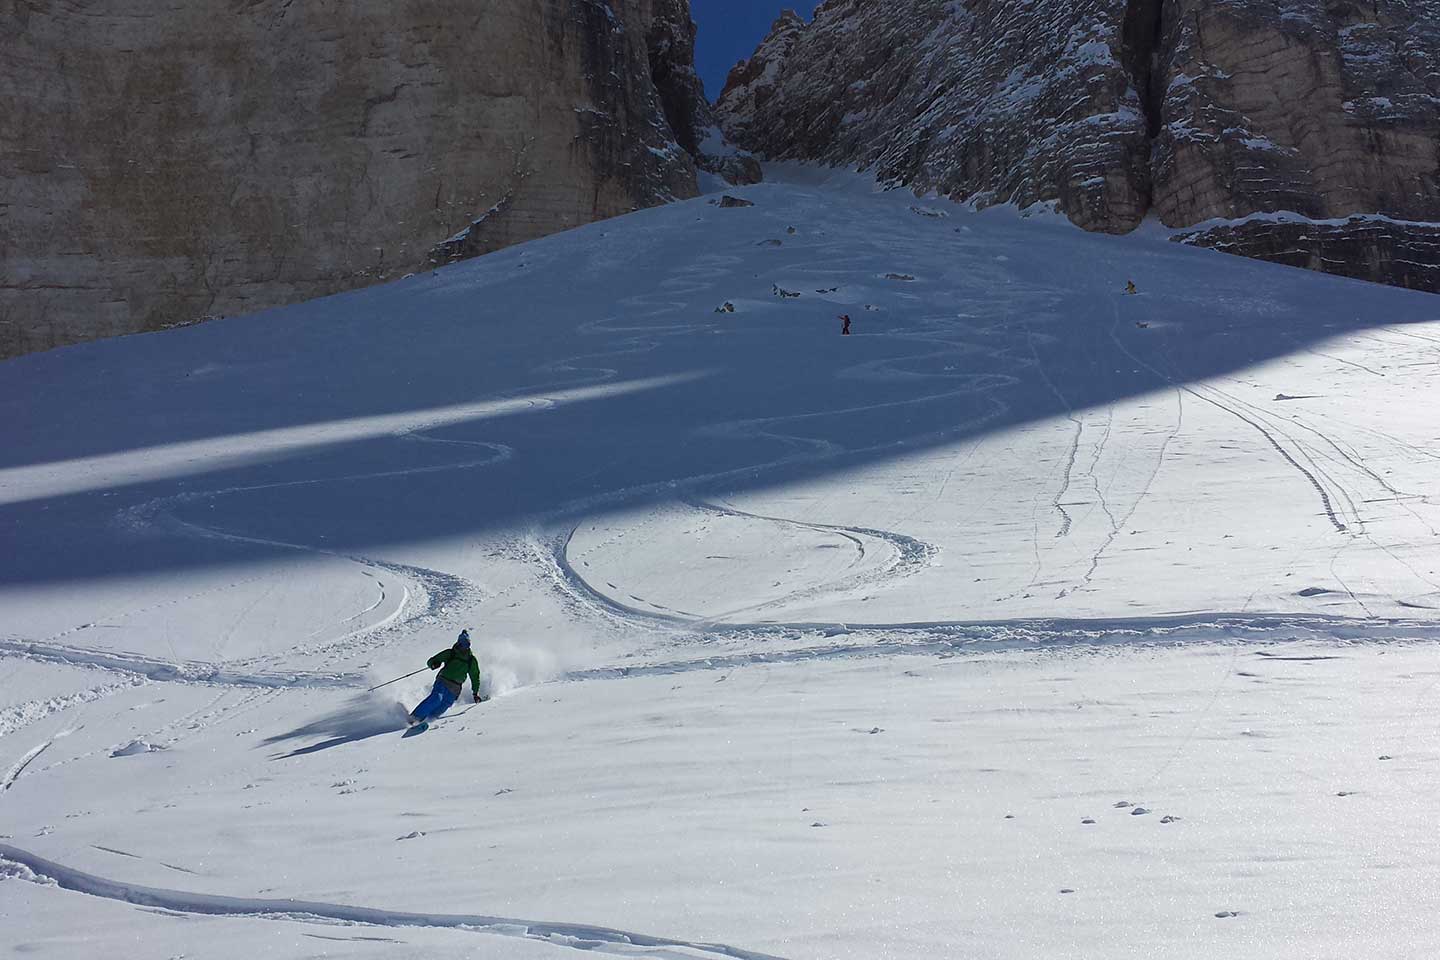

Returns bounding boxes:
[376,635,572,702]
[475,637,565,697]
[362,637,568,706]
[263,637,573,751]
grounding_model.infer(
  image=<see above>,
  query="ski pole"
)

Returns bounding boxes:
[368,667,429,692]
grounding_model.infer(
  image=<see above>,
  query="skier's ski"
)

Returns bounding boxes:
[399,702,478,737]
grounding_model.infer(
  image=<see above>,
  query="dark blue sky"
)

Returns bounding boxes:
[691,1,809,102]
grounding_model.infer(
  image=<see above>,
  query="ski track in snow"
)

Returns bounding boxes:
[0,427,513,724]
[18,688,288,783]
[1186,383,1350,534]
[63,180,1418,704]
[438,206,1437,662]
[115,430,507,642]
[515,237,1045,637]
[554,497,938,630]
[1105,302,1361,537]
[0,844,789,960]
[0,638,364,690]
[558,614,1440,682]
[9,176,1440,740]
[6,167,1440,959]
[0,679,146,740]
[2,740,55,793]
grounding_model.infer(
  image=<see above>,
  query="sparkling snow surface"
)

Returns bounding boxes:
[2,165,1439,958]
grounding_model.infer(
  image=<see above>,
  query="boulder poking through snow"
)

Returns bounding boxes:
[110,739,164,758]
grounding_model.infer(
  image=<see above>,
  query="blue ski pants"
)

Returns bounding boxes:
[413,678,459,722]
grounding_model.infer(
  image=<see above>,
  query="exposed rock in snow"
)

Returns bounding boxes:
[715,0,1440,291]
[110,740,163,758]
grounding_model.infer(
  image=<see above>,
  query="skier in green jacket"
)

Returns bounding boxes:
[407,630,486,726]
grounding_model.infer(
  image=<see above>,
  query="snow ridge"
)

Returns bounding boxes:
[0,844,789,960]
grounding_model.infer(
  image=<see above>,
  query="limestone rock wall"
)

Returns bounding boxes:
[0,0,751,358]
[1153,0,1440,226]
[715,1,1155,234]
[715,0,1440,291]
[1175,217,1440,290]
[642,0,764,187]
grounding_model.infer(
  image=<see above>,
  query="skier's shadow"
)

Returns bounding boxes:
[267,728,396,759]
[264,702,477,758]
[262,695,409,759]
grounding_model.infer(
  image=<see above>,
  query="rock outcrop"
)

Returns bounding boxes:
[1152,0,1440,227]
[644,0,764,189]
[717,3,1156,234]
[1174,216,1440,291]
[716,1,1440,291]
[0,0,756,358]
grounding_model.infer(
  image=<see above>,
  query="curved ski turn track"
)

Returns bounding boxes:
[3,166,1440,959]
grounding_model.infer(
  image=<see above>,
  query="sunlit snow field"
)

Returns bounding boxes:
[2,166,1439,958]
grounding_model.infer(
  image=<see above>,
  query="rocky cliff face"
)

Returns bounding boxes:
[717,3,1156,234]
[0,0,755,358]
[642,0,764,189]
[716,1,1440,291]
[1174,216,1440,292]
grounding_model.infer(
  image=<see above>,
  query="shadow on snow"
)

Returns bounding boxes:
[1,174,1435,589]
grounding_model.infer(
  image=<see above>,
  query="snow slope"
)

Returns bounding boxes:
[2,165,1439,958]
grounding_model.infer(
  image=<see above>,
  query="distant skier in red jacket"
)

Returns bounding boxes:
[840,314,852,335]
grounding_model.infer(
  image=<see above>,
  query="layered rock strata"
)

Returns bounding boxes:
[716,1,1440,291]
[717,3,1156,234]
[0,0,755,358]
[1174,217,1440,291]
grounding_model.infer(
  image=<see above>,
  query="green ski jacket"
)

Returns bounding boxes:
[428,646,481,692]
